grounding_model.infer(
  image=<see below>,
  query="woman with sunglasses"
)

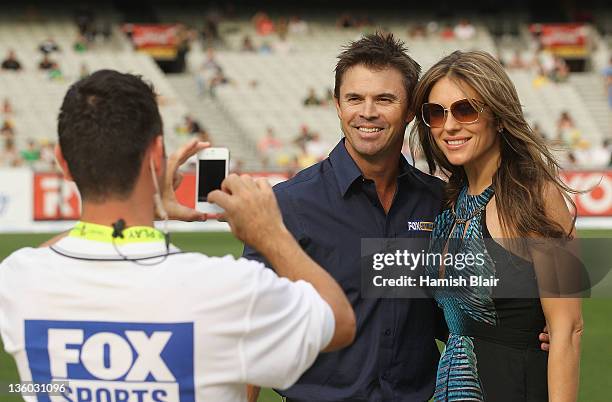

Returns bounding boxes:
[410,51,583,401]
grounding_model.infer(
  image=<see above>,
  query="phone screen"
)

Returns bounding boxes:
[198,159,226,202]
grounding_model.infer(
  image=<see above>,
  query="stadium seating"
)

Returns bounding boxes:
[1,13,608,172]
[0,22,189,155]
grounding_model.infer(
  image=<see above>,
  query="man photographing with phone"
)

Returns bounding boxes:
[0,70,355,402]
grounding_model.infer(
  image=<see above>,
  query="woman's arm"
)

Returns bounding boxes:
[540,297,583,402]
[534,183,583,402]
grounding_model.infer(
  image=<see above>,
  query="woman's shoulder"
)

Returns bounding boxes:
[540,181,575,237]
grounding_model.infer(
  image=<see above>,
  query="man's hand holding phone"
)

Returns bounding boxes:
[160,139,211,222]
[196,147,229,214]
[208,174,288,252]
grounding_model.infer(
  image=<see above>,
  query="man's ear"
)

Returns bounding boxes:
[54,144,74,181]
[150,135,165,174]
[334,95,342,121]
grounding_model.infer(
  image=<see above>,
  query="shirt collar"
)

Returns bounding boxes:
[329,138,415,197]
[69,221,165,245]
[329,139,365,197]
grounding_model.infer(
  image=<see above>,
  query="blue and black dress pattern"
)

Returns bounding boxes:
[427,185,548,402]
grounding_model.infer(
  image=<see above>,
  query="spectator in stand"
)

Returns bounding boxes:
[79,63,90,79]
[74,33,88,52]
[454,19,476,40]
[253,12,274,35]
[2,98,13,115]
[293,124,314,148]
[534,45,555,76]
[1,50,22,71]
[507,50,527,69]
[401,139,428,172]
[201,13,221,46]
[258,41,273,54]
[20,139,41,166]
[175,24,192,66]
[426,21,440,36]
[556,110,581,146]
[336,13,356,29]
[564,151,579,169]
[409,23,427,38]
[182,115,206,137]
[39,140,57,171]
[258,127,283,152]
[303,88,321,106]
[276,17,289,38]
[356,14,374,28]
[257,127,283,168]
[532,123,550,142]
[0,138,21,167]
[551,56,570,82]
[321,87,334,106]
[196,48,223,96]
[241,35,256,52]
[74,5,94,38]
[98,21,113,42]
[272,33,293,54]
[208,66,231,95]
[556,111,575,137]
[440,23,455,40]
[603,57,612,110]
[589,139,612,168]
[203,47,221,71]
[39,54,55,70]
[1,120,15,138]
[296,142,317,169]
[305,133,330,161]
[230,158,244,175]
[197,127,211,144]
[285,154,300,178]
[532,62,550,88]
[288,16,308,35]
[48,62,63,81]
[39,37,60,54]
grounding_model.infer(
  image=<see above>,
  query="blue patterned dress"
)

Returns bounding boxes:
[427,186,548,402]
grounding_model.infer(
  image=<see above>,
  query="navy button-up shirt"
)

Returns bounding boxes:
[243,139,446,402]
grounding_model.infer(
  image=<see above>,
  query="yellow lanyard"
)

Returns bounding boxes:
[69,221,165,245]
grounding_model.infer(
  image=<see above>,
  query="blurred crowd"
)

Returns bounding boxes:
[256,125,332,174]
[1,102,57,170]
[1,7,610,175]
[1,46,91,82]
[0,6,114,80]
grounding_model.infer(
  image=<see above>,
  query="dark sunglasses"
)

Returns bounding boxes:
[421,98,485,128]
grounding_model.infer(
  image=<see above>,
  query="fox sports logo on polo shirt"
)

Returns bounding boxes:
[25,320,195,402]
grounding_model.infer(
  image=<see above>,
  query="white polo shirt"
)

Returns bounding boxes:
[0,222,334,402]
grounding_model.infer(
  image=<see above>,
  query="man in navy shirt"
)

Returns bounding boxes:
[244,33,445,402]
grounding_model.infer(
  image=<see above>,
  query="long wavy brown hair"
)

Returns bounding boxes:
[410,50,576,239]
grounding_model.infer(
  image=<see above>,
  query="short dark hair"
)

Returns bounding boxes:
[58,70,162,201]
[334,32,421,104]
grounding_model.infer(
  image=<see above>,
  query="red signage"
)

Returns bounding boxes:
[561,171,612,217]
[33,173,81,220]
[529,23,589,57]
[129,24,178,48]
[32,172,289,221]
[124,24,179,60]
[31,171,611,219]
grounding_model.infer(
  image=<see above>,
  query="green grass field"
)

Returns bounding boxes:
[1,231,610,401]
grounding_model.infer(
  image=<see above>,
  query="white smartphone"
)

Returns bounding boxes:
[196,147,230,213]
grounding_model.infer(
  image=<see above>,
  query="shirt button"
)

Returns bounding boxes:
[384,329,391,336]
